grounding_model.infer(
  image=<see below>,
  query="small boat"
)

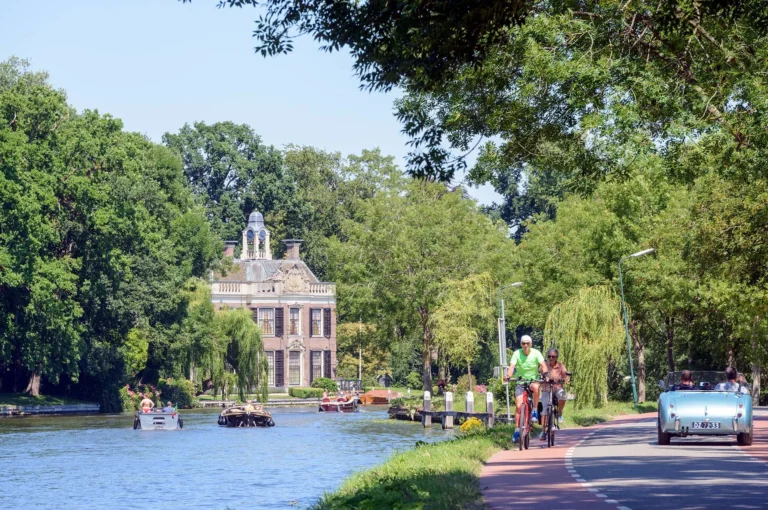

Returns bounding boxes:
[359,389,402,406]
[217,404,275,427]
[319,396,358,412]
[133,410,183,430]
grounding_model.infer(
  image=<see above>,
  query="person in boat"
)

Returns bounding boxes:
[161,401,175,412]
[322,389,329,399]
[140,395,154,412]
[243,400,255,414]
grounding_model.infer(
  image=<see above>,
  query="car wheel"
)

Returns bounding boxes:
[657,421,671,445]
[737,430,753,446]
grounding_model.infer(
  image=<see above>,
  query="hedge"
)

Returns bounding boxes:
[289,387,325,398]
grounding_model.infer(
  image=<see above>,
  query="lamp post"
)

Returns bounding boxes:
[619,248,654,405]
[497,282,523,421]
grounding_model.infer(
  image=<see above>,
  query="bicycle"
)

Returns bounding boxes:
[507,377,542,451]
[541,371,572,448]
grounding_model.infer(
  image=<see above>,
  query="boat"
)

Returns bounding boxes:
[133,409,183,430]
[319,396,358,412]
[217,404,275,427]
[359,389,402,406]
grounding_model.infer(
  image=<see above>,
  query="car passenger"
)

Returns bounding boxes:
[676,370,695,390]
[714,367,750,394]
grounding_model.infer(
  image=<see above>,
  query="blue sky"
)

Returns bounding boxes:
[1,0,501,205]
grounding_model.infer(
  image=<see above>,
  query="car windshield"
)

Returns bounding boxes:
[664,371,750,392]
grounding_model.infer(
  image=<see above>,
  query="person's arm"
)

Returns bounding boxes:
[536,351,548,379]
[562,363,570,384]
[506,351,519,380]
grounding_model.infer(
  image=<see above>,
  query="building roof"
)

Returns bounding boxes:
[247,211,266,231]
[214,258,321,283]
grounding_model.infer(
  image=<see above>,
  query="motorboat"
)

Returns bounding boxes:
[218,404,275,427]
[319,396,358,412]
[133,409,183,430]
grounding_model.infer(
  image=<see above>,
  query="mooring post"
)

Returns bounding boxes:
[466,391,474,414]
[486,392,495,428]
[387,388,391,403]
[443,391,454,429]
[422,391,432,428]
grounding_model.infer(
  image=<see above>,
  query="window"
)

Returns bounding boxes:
[259,308,275,336]
[266,351,275,387]
[289,351,301,386]
[311,308,322,337]
[311,351,323,382]
[289,308,300,335]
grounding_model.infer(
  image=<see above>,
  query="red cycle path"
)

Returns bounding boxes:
[481,413,656,510]
[740,411,768,462]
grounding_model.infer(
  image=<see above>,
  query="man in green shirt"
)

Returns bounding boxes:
[505,335,547,443]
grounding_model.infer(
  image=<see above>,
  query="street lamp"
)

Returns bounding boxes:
[619,248,655,405]
[497,282,523,421]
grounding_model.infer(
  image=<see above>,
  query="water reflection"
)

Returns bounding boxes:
[0,407,453,509]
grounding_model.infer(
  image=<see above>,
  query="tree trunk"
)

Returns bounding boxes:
[467,361,472,392]
[419,306,433,392]
[24,363,42,397]
[631,322,645,403]
[751,320,762,406]
[665,316,675,373]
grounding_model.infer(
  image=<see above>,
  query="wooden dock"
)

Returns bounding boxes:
[388,391,501,429]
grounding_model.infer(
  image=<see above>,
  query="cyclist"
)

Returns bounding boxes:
[540,348,569,440]
[506,335,547,443]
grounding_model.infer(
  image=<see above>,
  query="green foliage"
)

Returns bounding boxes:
[545,286,625,409]
[328,181,514,392]
[119,386,138,412]
[455,374,472,394]
[310,377,338,393]
[158,378,196,409]
[214,308,269,402]
[288,387,324,398]
[121,328,149,377]
[405,371,422,390]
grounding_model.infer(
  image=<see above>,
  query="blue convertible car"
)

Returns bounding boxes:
[658,371,753,446]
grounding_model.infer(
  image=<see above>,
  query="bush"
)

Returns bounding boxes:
[406,371,422,389]
[158,378,196,409]
[289,387,325,398]
[119,386,139,412]
[475,384,487,393]
[456,374,473,394]
[459,416,485,434]
[310,377,338,392]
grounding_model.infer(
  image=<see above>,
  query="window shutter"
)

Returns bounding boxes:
[275,350,284,387]
[323,308,331,338]
[324,350,331,379]
[275,308,284,337]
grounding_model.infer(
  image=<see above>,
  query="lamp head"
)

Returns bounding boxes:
[630,248,655,258]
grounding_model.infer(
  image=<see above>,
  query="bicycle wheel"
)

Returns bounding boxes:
[518,401,527,451]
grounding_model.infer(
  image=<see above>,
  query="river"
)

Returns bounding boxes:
[0,407,451,509]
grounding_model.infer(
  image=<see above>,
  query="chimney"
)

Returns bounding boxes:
[283,239,304,260]
[223,241,238,258]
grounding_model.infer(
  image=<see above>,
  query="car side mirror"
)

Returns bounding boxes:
[658,380,665,390]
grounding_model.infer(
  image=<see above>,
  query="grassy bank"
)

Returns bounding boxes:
[317,401,657,509]
[0,393,94,406]
[314,425,515,510]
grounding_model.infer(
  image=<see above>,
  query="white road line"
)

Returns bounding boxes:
[618,506,632,510]
[577,478,586,482]
[597,494,607,498]
[605,500,618,504]
[588,488,598,492]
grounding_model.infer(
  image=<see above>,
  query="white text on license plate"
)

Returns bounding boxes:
[691,421,720,429]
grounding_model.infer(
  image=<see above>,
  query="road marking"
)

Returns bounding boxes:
[597,494,607,498]
[605,500,618,504]
[588,488,598,492]
[577,478,586,482]
[618,507,632,510]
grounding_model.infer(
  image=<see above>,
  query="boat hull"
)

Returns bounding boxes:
[134,411,182,430]
[218,406,275,427]
[319,398,358,412]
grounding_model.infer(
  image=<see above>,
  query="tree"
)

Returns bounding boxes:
[162,121,289,244]
[432,273,496,390]
[327,181,514,391]
[544,286,625,409]
[0,59,220,404]
[215,308,269,402]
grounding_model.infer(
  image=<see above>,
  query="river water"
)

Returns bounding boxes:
[0,407,452,509]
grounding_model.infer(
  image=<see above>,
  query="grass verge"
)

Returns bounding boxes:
[313,425,515,510]
[0,393,94,406]
[319,400,657,509]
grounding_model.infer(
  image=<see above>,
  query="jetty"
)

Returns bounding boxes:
[388,391,503,429]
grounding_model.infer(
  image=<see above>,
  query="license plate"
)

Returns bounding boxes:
[691,421,720,429]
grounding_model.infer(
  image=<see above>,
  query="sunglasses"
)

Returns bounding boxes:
[547,355,558,359]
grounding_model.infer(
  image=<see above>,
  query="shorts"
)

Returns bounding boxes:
[515,383,539,398]
[541,388,566,411]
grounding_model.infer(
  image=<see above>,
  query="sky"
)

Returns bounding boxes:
[1,0,502,205]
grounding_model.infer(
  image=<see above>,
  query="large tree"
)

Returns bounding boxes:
[0,59,219,405]
[327,181,514,391]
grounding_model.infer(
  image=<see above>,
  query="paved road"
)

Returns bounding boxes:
[482,411,768,510]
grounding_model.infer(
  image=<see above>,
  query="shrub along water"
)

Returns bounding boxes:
[289,387,325,399]
[310,378,338,393]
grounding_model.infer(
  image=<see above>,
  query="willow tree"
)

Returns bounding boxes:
[544,286,624,409]
[432,273,496,390]
[212,309,269,402]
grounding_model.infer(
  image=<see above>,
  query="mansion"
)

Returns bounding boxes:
[211,211,336,389]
